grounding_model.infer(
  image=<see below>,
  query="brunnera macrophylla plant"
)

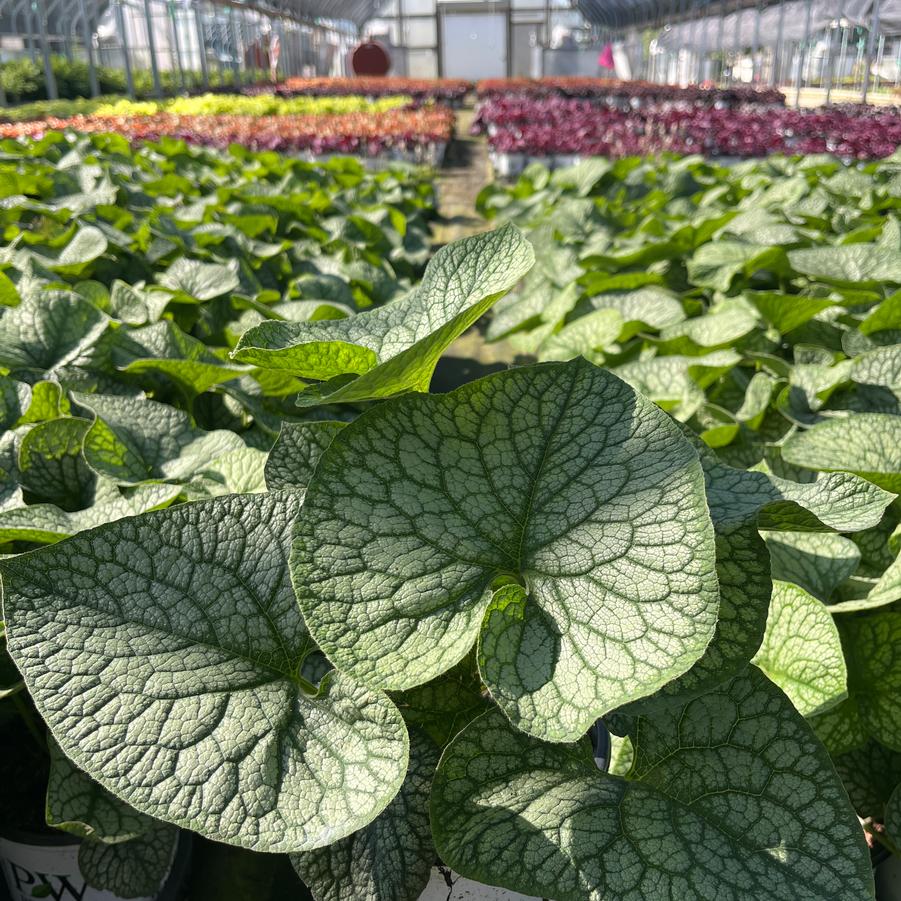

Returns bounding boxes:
[0,225,887,901]
[1,361,882,900]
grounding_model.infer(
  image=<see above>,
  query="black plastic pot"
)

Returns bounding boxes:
[875,848,901,901]
[0,827,191,901]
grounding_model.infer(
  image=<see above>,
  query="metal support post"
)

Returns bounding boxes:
[715,7,725,83]
[793,0,814,107]
[114,0,135,98]
[228,6,241,85]
[752,3,761,82]
[194,1,209,88]
[78,0,100,96]
[772,0,786,85]
[168,0,185,90]
[143,0,163,97]
[732,5,743,84]
[862,0,881,103]
[36,0,58,100]
[242,7,253,81]
[697,10,708,82]
[24,1,38,62]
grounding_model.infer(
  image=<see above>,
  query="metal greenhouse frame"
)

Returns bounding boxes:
[363,0,900,103]
[0,0,370,102]
[1,0,899,103]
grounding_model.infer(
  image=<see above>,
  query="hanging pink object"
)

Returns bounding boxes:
[598,44,615,70]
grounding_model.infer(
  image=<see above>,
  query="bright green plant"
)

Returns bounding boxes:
[0,55,263,104]
[475,153,901,883]
[0,58,43,102]
[1,175,896,901]
[0,132,440,896]
[3,130,901,899]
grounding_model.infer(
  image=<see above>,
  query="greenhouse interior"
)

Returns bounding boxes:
[3,0,901,895]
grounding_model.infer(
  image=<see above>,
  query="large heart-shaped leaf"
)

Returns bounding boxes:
[17,417,95,510]
[430,668,874,901]
[78,823,178,899]
[832,739,901,817]
[0,480,179,544]
[654,300,759,354]
[0,375,30,430]
[613,350,741,421]
[789,242,901,285]
[588,286,684,336]
[687,241,782,291]
[265,421,347,492]
[764,532,861,601]
[157,258,240,301]
[638,437,891,708]
[829,548,901,613]
[293,359,719,742]
[232,224,534,406]
[17,380,70,424]
[114,321,249,396]
[703,453,894,533]
[745,291,836,334]
[44,225,109,275]
[850,344,901,391]
[838,611,901,750]
[1,493,408,851]
[106,280,172,326]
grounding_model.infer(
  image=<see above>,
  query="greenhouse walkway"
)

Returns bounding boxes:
[434,106,522,375]
[434,107,491,247]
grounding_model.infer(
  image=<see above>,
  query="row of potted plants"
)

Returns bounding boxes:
[270,76,472,102]
[0,106,456,158]
[0,129,439,900]
[92,93,418,118]
[475,95,901,160]
[475,76,787,106]
[478,151,901,898]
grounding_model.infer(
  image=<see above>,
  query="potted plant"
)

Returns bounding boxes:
[1,224,892,900]
[0,130,440,901]
[0,659,189,900]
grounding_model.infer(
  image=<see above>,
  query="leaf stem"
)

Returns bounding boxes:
[294,672,320,697]
[865,823,901,858]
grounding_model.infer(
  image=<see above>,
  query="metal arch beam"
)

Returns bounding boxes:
[190,0,361,32]
[64,0,103,96]
[9,0,39,62]
[34,0,59,99]
[43,0,83,33]
[577,0,786,29]
[44,0,76,69]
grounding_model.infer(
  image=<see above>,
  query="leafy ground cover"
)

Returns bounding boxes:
[0,128,439,895]
[0,54,259,104]
[0,106,456,158]
[479,154,901,865]
[475,96,901,159]
[1,93,418,124]
[0,130,435,543]
[1,133,900,901]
